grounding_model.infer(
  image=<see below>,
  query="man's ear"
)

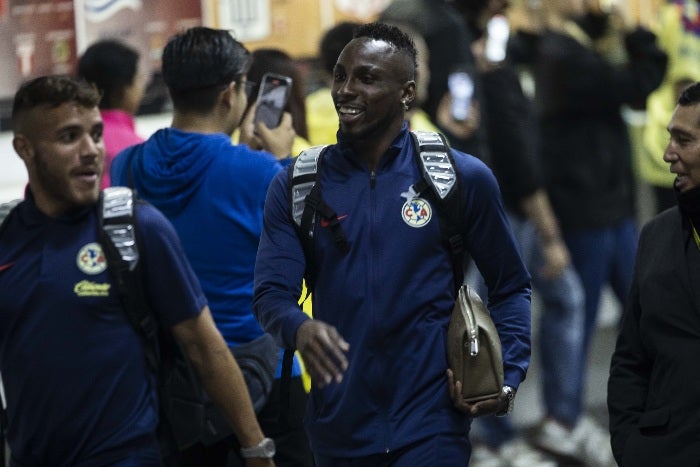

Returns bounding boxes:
[12,134,33,163]
[402,80,417,107]
[220,81,238,110]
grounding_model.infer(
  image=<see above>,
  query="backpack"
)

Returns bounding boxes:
[281,130,469,396]
[98,187,241,460]
[101,188,280,458]
[289,130,467,293]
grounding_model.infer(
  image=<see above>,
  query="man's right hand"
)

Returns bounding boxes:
[296,320,349,388]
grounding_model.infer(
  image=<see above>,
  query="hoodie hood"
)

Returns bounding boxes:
[128,128,232,217]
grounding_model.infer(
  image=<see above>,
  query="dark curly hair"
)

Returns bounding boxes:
[12,75,100,131]
[352,22,418,74]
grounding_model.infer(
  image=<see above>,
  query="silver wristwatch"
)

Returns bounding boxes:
[240,437,276,459]
[495,386,516,417]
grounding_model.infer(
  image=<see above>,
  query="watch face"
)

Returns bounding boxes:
[242,437,276,458]
[261,437,276,457]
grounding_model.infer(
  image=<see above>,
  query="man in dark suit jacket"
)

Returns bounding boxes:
[608,81,700,467]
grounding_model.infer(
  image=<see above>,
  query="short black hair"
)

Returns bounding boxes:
[12,75,101,131]
[77,39,139,110]
[352,22,417,77]
[162,27,251,113]
[678,82,700,107]
[319,21,360,75]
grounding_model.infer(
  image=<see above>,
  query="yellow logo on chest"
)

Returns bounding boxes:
[74,280,111,297]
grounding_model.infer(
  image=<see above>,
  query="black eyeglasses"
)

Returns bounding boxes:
[244,81,258,101]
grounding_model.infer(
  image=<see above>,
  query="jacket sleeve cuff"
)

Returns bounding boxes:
[281,308,311,350]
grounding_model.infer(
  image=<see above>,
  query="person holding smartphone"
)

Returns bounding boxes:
[110,27,312,467]
[241,48,312,159]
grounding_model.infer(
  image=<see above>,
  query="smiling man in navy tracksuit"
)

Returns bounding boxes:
[253,22,531,467]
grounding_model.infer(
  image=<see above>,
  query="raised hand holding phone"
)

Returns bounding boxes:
[254,72,293,128]
[240,98,295,159]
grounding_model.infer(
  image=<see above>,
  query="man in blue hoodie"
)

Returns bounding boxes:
[111,27,311,466]
[254,22,531,466]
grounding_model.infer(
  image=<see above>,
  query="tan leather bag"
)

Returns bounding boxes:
[447,284,504,403]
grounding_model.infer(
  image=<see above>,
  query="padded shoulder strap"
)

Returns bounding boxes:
[410,130,466,291]
[289,144,351,292]
[290,145,328,233]
[411,130,458,200]
[101,187,139,271]
[99,188,158,373]
[0,199,22,237]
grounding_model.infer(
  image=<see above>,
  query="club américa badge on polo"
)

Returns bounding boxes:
[76,242,107,275]
[401,185,432,228]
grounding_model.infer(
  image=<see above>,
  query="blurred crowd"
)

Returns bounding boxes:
[67,0,691,465]
[6,0,700,465]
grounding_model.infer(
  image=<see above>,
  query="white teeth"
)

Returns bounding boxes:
[339,106,360,115]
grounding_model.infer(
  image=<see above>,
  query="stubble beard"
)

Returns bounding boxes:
[34,151,99,214]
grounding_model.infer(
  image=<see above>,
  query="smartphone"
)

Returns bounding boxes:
[484,15,510,63]
[447,71,474,122]
[253,72,292,128]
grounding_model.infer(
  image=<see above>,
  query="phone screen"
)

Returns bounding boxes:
[448,71,474,122]
[484,15,509,63]
[253,73,292,128]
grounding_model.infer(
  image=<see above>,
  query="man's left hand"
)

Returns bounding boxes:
[446,369,507,417]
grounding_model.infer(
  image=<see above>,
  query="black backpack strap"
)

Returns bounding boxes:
[290,146,323,294]
[289,144,350,292]
[278,348,295,427]
[99,188,194,456]
[303,183,350,256]
[98,188,160,373]
[410,131,466,292]
[286,146,351,427]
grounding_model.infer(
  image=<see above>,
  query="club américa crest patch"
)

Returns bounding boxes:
[402,197,432,228]
[77,242,107,275]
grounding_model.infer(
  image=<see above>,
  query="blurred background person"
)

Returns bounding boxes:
[381,20,442,133]
[305,21,360,146]
[77,39,146,188]
[240,48,311,157]
[380,0,486,162]
[453,1,585,466]
[237,46,316,394]
[608,80,700,467]
[110,26,306,467]
[640,0,700,214]
[530,0,667,463]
